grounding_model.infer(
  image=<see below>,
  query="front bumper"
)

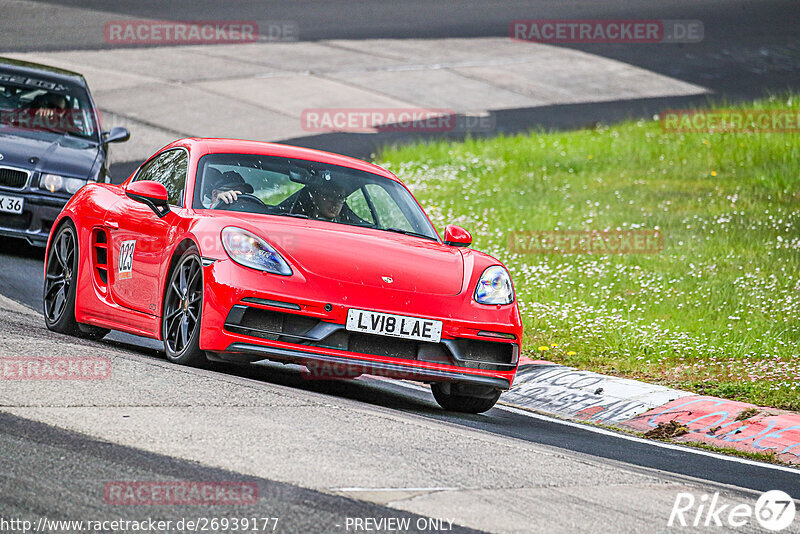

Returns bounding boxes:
[0,189,68,246]
[199,259,522,389]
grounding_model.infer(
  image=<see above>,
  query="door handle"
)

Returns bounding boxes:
[107,220,119,229]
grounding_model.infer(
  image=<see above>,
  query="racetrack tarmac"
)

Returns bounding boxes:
[2,0,798,170]
[0,413,482,534]
[1,299,797,533]
[1,271,799,530]
[1,2,799,532]
[0,239,798,501]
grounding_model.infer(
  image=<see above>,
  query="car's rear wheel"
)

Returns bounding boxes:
[431,382,501,414]
[162,249,206,366]
[43,221,109,340]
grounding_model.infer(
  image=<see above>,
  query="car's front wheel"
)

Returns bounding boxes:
[44,221,81,335]
[431,382,501,414]
[162,249,206,366]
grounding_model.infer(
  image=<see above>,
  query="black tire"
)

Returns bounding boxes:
[44,221,110,340]
[43,221,81,335]
[162,249,206,366]
[431,382,501,414]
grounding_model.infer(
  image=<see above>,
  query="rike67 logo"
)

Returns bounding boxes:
[669,490,796,531]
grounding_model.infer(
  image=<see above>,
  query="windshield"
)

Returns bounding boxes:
[194,153,439,241]
[0,71,98,140]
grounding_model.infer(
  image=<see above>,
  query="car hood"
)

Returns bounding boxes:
[0,132,99,178]
[218,217,465,296]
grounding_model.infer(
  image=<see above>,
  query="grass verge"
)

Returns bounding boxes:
[380,95,800,410]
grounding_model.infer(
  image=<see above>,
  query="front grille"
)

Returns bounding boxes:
[0,212,31,230]
[225,305,516,371]
[0,167,29,189]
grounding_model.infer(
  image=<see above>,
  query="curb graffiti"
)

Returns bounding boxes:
[505,364,800,464]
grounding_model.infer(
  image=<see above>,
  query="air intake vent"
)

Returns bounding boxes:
[92,229,109,286]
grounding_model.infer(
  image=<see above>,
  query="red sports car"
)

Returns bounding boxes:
[43,138,522,413]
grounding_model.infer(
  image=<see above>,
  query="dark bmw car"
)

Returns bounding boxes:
[0,57,129,246]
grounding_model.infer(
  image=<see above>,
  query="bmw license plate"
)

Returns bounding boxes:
[346,309,443,343]
[0,195,23,214]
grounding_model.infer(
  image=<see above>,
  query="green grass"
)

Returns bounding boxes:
[379,95,800,411]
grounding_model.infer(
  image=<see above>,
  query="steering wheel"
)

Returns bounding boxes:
[214,194,271,213]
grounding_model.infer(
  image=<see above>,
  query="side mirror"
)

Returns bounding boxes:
[443,224,472,247]
[126,180,170,217]
[104,127,130,144]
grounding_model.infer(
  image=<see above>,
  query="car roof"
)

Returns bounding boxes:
[167,138,400,183]
[0,56,88,87]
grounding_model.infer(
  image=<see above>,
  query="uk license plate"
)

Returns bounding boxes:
[346,309,443,343]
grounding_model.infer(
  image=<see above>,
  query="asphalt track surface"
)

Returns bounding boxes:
[0,412,483,534]
[7,0,800,102]
[1,231,799,500]
[1,1,800,531]
[2,0,799,164]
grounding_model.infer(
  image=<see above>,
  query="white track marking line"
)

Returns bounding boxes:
[498,404,800,475]
[379,379,799,475]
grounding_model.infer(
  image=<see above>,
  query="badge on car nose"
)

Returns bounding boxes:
[382,276,393,283]
[0,153,4,160]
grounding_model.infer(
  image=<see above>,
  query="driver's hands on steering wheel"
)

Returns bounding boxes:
[212,189,240,207]
[34,108,59,121]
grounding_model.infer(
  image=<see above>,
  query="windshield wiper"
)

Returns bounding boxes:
[274,212,308,219]
[382,227,438,242]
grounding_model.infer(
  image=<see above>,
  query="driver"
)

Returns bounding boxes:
[24,93,70,132]
[202,168,254,208]
[291,174,365,224]
[28,93,68,121]
[279,169,371,225]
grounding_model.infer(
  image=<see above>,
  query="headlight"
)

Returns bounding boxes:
[474,266,514,305]
[40,174,87,194]
[40,173,63,193]
[221,227,292,276]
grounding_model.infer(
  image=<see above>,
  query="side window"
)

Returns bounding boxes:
[346,187,375,224]
[364,183,412,231]
[134,149,188,206]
